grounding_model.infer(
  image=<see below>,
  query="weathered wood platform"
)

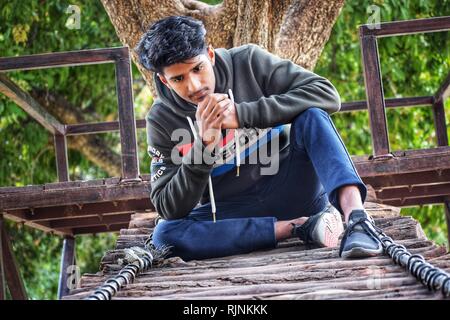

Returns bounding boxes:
[64,202,450,300]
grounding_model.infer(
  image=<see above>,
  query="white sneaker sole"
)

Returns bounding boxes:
[340,246,383,259]
[312,207,344,248]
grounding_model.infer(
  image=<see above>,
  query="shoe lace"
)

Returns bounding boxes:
[339,216,384,257]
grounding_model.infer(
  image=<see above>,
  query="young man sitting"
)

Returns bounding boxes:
[136,16,383,261]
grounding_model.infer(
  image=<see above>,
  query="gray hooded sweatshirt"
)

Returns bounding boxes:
[146,44,341,220]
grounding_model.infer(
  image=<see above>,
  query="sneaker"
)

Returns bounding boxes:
[291,204,344,247]
[339,209,383,259]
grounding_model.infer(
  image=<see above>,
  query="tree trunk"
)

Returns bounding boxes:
[100,0,345,95]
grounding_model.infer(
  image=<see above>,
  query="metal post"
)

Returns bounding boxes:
[0,214,5,300]
[115,48,140,182]
[444,199,450,249]
[57,236,76,299]
[432,99,448,147]
[54,133,69,182]
[1,218,27,299]
[360,32,391,157]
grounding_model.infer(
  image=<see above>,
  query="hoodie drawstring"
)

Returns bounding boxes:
[186,116,217,223]
[228,89,240,177]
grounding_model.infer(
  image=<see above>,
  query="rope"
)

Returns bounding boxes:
[84,239,170,300]
[361,218,450,297]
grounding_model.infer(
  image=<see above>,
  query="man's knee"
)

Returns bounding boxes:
[293,107,328,126]
[151,219,183,250]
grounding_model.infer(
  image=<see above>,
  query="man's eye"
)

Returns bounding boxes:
[173,77,182,83]
[194,65,204,72]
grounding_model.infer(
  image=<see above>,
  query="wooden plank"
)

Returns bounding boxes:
[0,181,151,210]
[354,147,450,177]
[5,199,152,222]
[65,119,146,136]
[360,16,450,38]
[0,185,42,194]
[0,47,127,72]
[340,96,433,112]
[360,34,390,156]
[115,51,140,182]
[57,237,75,299]
[382,196,445,207]
[0,74,65,134]
[1,222,27,300]
[70,223,129,235]
[376,182,450,200]
[50,212,132,229]
[363,169,450,188]
[54,134,70,182]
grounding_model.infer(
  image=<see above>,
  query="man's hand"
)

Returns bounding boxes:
[196,93,240,151]
[196,93,228,150]
[221,100,239,129]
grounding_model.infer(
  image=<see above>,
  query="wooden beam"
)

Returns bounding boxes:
[376,182,450,200]
[445,198,450,248]
[0,181,151,210]
[0,47,127,72]
[340,96,433,112]
[70,223,129,235]
[360,16,450,38]
[50,212,132,229]
[382,196,444,207]
[363,169,450,188]
[115,51,140,182]
[57,237,75,299]
[434,71,450,103]
[1,222,27,300]
[5,199,152,222]
[0,74,65,135]
[354,147,450,177]
[65,119,146,136]
[433,99,449,147]
[54,134,70,182]
[360,34,390,156]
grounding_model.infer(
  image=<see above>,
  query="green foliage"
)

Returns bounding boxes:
[0,0,448,299]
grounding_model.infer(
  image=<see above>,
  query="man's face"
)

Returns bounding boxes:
[158,45,216,105]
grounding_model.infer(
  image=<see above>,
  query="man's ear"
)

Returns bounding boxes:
[157,73,171,89]
[207,45,215,66]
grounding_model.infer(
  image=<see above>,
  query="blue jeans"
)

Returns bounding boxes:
[152,108,367,261]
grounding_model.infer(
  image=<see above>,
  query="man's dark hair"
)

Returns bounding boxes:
[135,16,207,74]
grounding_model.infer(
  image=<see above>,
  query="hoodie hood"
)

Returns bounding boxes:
[154,48,234,118]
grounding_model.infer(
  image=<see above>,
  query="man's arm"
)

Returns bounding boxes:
[146,113,215,220]
[234,44,341,129]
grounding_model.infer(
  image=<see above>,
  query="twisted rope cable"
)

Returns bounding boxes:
[85,239,170,300]
[364,219,450,297]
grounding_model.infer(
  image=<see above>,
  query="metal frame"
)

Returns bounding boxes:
[0,47,140,182]
[359,16,450,157]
